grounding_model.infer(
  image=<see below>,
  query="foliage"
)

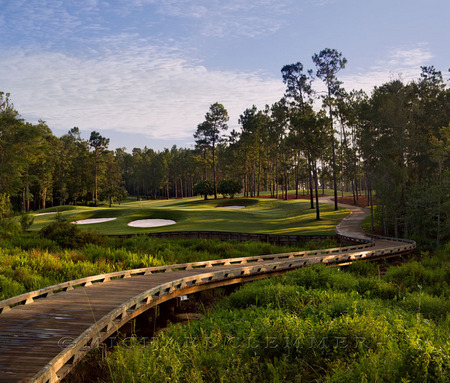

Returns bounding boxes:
[217,179,242,198]
[0,234,334,301]
[0,193,20,237]
[193,180,215,200]
[19,213,34,231]
[0,193,13,218]
[39,219,103,248]
[106,248,450,382]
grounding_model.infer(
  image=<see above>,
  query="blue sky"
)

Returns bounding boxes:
[1,0,448,151]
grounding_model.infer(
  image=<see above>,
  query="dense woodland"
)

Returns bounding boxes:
[1,49,449,245]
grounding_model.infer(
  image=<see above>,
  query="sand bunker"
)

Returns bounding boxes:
[216,206,246,209]
[127,219,176,228]
[73,218,117,225]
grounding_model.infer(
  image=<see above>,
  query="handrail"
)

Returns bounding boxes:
[0,240,375,314]
[367,233,416,244]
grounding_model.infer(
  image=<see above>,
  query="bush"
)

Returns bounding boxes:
[0,217,20,237]
[19,213,34,231]
[218,179,242,198]
[0,274,26,300]
[347,260,379,277]
[40,220,103,248]
[383,256,449,296]
[193,180,214,200]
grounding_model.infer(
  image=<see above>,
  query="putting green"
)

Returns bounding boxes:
[30,197,349,235]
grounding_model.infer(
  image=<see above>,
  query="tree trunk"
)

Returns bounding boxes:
[370,183,374,232]
[308,157,314,209]
[313,162,320,220]
[94,160,98,205]
[257,154,261,197]
[329,105,338,210]
[295,156,299,199]
[212,143,217,199]
[351,179,356,204]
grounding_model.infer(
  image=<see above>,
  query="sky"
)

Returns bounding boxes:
[1,0,448,151]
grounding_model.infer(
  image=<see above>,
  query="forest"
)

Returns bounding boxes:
[1,50,449,246]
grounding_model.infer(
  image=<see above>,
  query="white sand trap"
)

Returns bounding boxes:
[216,206,246,209]
[127,219,176,228]
[35,212,57,216]
[73,218,117,225]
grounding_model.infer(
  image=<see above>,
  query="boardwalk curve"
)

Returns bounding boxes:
[0,199,415,382]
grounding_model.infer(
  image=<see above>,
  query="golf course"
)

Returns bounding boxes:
[29,197,349,236]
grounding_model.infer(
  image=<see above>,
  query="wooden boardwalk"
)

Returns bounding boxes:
[0,200,415,383]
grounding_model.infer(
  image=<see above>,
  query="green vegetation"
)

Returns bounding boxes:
[29,198,348,235]
[0,232,338,301]
[1,53,449,382]
[106,247,450,383]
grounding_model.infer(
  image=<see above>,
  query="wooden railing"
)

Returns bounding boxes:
[0,240,374,315]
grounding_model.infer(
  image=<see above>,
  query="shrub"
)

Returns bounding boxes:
[0,274,25,300]
[19,213,34,231]
[0,217,20,237]
[193,180,214,200]
[217,179,242,198]
[40,220,103,248]
[347,260,379,277]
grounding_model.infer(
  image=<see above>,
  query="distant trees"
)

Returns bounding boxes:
[0,94,125,210]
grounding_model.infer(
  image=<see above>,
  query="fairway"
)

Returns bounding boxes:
[30,197,349,236]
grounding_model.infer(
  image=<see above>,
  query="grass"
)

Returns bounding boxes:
[0,234,339,301]
[105,246,450,383]
[29,197,349,236]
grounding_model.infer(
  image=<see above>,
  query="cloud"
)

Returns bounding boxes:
[135,0,292,38]
[0,46,284,140]
[341,46,434,95]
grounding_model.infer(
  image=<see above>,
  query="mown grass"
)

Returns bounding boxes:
[106,245,450,383]
[0,233,338,301]
[28,197,349,235]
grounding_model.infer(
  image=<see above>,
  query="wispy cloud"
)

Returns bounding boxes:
[341,45,434,95]
[0,46,284,141]
[135,0,293,38]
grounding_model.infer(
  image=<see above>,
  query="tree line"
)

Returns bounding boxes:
[1,48,449,245]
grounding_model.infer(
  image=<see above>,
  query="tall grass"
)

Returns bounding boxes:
[106,247,450,382]
[0,233,337,301]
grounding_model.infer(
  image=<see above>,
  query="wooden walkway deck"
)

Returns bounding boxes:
[0,200,415,383]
